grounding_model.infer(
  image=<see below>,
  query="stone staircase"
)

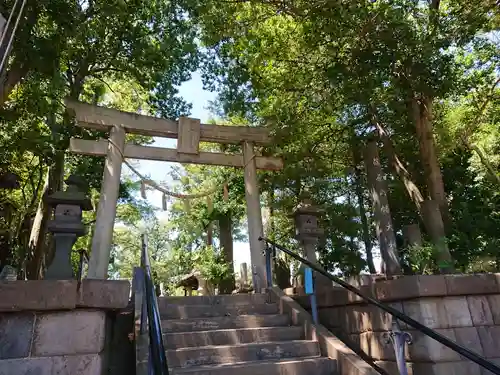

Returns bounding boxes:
[159,293,335,375]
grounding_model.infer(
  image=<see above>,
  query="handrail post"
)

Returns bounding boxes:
[385,319,412,375]
[264,244,273,288]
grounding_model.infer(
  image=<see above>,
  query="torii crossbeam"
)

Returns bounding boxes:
[66,100,283,291]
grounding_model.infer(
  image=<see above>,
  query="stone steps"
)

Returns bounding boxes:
[167,340,320,368]
[162,314,290,333]
[161,303,279,319]
[159,294,335,375]
[164,326,303,349]
[170,356,335,375]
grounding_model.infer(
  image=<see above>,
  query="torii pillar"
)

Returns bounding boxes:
[87,125,125,279]
[243,142,266,292]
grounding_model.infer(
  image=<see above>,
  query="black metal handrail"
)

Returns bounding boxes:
[141,234,169,375]
[259,236,500,375]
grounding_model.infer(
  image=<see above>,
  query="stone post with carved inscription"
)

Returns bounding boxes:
[364,140,401,276]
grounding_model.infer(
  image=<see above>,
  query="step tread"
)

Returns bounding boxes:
[165,326,301,337]
[171,356,333,374]
[160,294,268,306]
[164,326,304,349]
[161,314,290,333]
[160,303,278,319]
[162,303,277,308]
[162,314,286,323]
[168,339,317,352]
[166,339,320,368]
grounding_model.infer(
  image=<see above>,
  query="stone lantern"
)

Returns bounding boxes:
[45,175,93,280]
[291,194,330,287]
[292,197,323,261]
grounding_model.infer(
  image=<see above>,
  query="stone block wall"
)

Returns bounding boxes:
[0,279,130,375]
[288,274,500,375]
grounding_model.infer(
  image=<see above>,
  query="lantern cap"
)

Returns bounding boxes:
[45,174,93,211]
[290,196,324,218]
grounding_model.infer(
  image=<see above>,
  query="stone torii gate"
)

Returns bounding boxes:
[65,100,283,291]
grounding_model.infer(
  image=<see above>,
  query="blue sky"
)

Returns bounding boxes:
[126,71,252,272]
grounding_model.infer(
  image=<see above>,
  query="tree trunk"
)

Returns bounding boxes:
[374,120,425,213]
[26,152,65,279]
[363,141,402,276]
[26,168,49,279]
[421,199,455,273]
[218,212,235,294]
[206,196,213,247]
[411,96,450,230]
[403,224,423,248]
[265,189,276,283]
[353,166,377,274]
[206,223,213,247]
[268,189,275,230]
[352,143,377,274]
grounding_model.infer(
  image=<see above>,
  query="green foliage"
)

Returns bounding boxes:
[0,0,199,271]
[176,0,500,276]
[442,149,500,270]
[404,242,442,275]
[110,215,171,280]
[2,0,500,280]
[192,246,233,287]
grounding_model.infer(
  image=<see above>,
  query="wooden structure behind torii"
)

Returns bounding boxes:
[66,100,283,291]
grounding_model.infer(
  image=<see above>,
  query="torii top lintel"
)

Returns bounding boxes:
[65,99,272,146]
